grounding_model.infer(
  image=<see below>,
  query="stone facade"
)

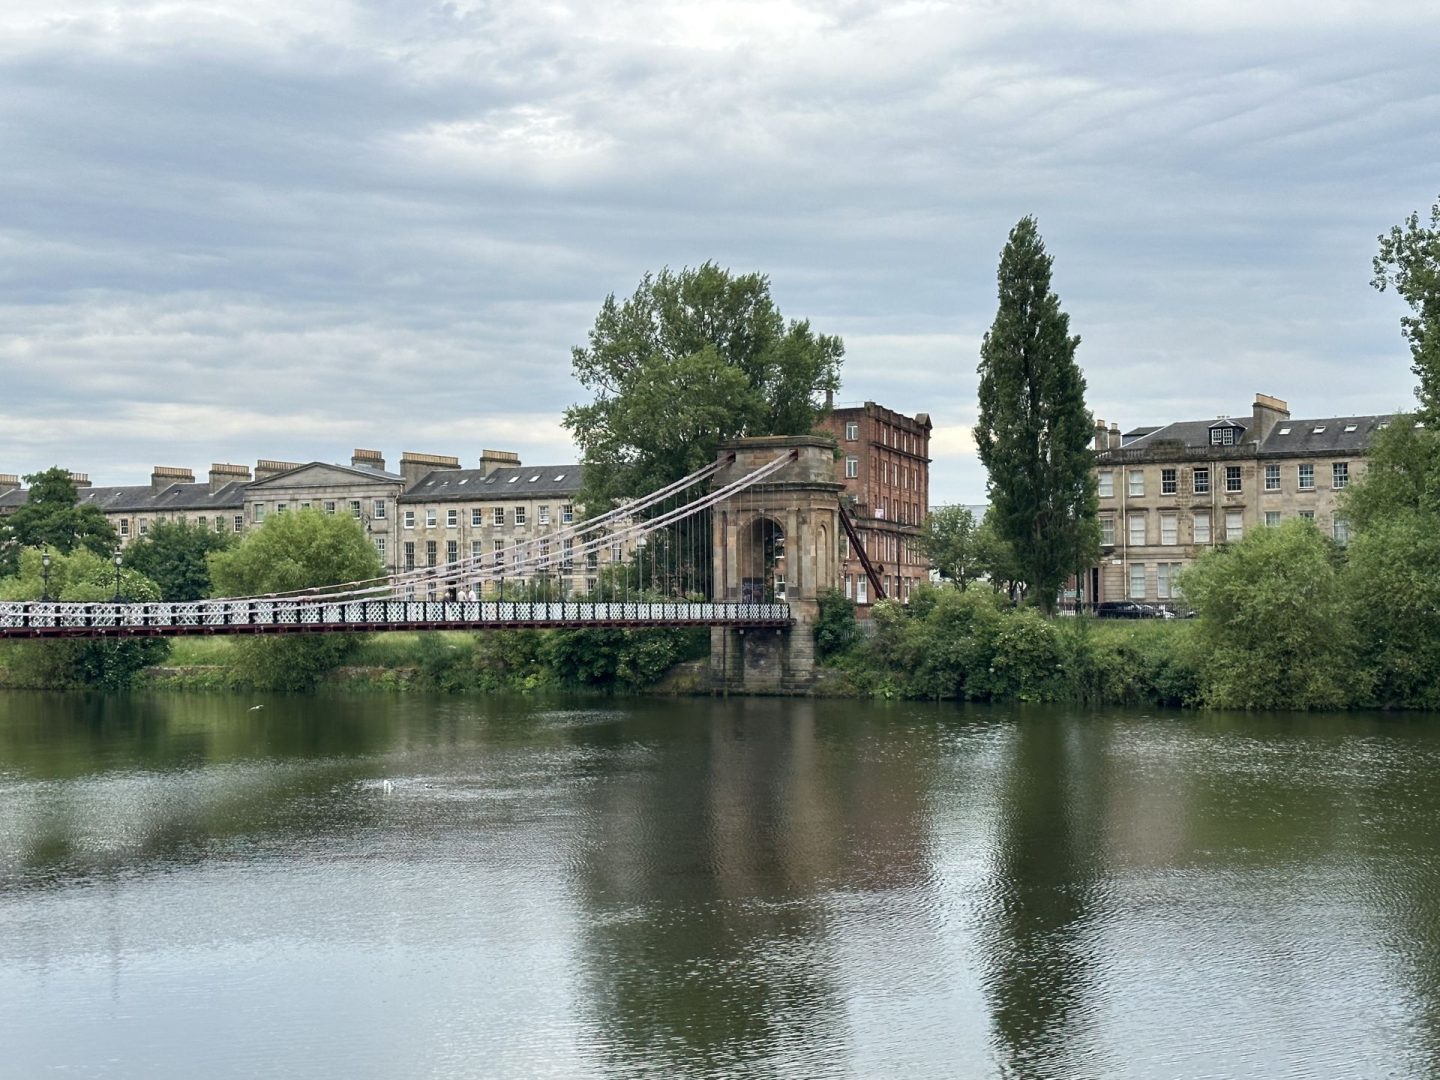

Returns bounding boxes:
[1091,393,1387,607]
[816,401,932,607]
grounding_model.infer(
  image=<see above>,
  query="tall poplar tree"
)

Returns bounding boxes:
[974,217,1098,614]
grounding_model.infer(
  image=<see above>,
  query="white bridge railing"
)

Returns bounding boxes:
[0,600,792,635]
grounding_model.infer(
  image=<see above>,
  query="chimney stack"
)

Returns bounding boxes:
[400,451,461,488]
[1251,393,1290,443]
[351,448,386,471]
[208,462,252,493]
[478,449,521,478]
[1108,423,1122,450]
[0,473,20,494]
[1094,418,1109,453]
[254,459,302,482]
[150,466,192,492]
[68,472,92,489]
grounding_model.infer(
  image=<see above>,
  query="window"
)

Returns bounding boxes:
[1194,511,1211,544]
[374,537,386,559]
[856,576,868,604]
[1161,468,1177,495]
[493,508,504,527]
[1225,510,1243,541]
[1129,563,1146,599]
[324,501,336,515]
[1100,516,1115,545]
[845,421,859,440]
[1128,514,1145,546]
[198,517,207,529]
[373,500,386,519]
[562,538,574,569]
[1193,467,1210,495]
[1160,513,1177,546]
[1299,509,1316,522]
[139,519,148,535]
[1157,562,1181,599]
[472,509,483,527]
[233,516,243,533]
[1298,463,1314,490]
[493,540,505,564]
[1225,466,1242,493]
[845,574,854,600]
[1210,425,1237,446]
[472,540,484,560]
[446,540,458,563]
[586,550,598,571]
[254,504,266,523]
[404,510,415,529]
[1265,511,1281,527]
[425,541,437,567]
[447,508,458,527]
[119,518,130,537]
[426,508,437,527]
[845,456,859,478]
[404,542,416,571]
[1264,464,1280,491]
[350,500,362,519]
[539,505,550,526]
[539,539,550,566]
[515,506,527,526]
[1332,462,1349,489]
[562,504,574,525]
[1333,516,1350,545]
[1128,470,1144,497]
[276,503,287,514]
[840,533,849,559]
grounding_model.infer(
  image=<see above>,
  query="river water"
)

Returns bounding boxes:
[2,692,1439,1079]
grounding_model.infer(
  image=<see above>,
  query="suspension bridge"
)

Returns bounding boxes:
[0,438,879,690]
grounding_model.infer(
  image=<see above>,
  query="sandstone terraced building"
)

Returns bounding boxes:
[1090,393,1391,608]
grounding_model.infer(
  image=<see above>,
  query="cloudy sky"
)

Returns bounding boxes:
[2,1,1436,505]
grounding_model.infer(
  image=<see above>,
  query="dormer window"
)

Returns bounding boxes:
[1312,426,1326,434]
[1344,425,1357,433]
[1278,427,1291,435]
[1209,425,1238,446]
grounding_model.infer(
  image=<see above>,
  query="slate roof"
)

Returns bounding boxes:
[401,465,584,502]
[1122,418,1251,451]
[1258,416,1392,456]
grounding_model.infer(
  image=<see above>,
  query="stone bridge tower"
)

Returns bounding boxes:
[709,435,842,693]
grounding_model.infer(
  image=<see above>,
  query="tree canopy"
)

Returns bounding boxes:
[123,520,235,601]
[0,467,117,577]
[918,505,981,589]
[974,218,1098,613]
[208,509,383,691]
[563,263,844,509]
[1374,194,1440,419]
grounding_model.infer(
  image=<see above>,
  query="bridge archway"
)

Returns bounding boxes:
[737,515,786,603]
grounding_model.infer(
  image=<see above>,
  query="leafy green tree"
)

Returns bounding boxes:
[974,508,1024,601]
[208,509,383,691]
[1340,415,1440,528]
[122,520,235,601]
[1344,508,1440,708]
[1374,194,1440,419]
[0,467,117,577]
[813,586,860,659]
[974,218,1099,614]
[0,548,168,689]
[917,505,981,589]
[1179,519,1356,709]
[563,263,844,510]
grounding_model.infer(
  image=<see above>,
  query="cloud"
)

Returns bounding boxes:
[1,0,1438,507]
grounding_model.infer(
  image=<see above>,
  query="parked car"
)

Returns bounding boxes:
[1095,601,1155,619]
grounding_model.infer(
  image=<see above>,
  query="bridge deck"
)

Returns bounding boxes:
[0,600,792,639]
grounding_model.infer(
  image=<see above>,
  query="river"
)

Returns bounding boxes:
[2,691,1438,1078]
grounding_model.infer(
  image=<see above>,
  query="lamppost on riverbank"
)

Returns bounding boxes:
[41,551,52,601]
[113,550,123,603]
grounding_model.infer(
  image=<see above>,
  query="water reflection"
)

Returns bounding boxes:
[3,694,1440,1077]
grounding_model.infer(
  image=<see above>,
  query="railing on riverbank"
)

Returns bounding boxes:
[0,600,793,639]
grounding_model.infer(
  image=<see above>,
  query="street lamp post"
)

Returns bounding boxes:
[113,550,123,603]
[41,551,52,602]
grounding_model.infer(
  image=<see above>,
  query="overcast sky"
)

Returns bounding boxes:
[2,1,1437,505]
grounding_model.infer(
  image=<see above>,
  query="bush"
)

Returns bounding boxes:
[813,587,859,660]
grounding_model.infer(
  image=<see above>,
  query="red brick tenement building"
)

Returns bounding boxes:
[818,401,932,608]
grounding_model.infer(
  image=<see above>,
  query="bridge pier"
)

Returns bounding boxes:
[708,435,839,695]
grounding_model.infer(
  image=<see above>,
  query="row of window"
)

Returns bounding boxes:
[1099,461,1350,499]
[842,420,926,457]
[248,502,576,528]
[1127,562,1186,600]
[118,514,244,538]
[1106,509,1351,547]
[397,537,604,571]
